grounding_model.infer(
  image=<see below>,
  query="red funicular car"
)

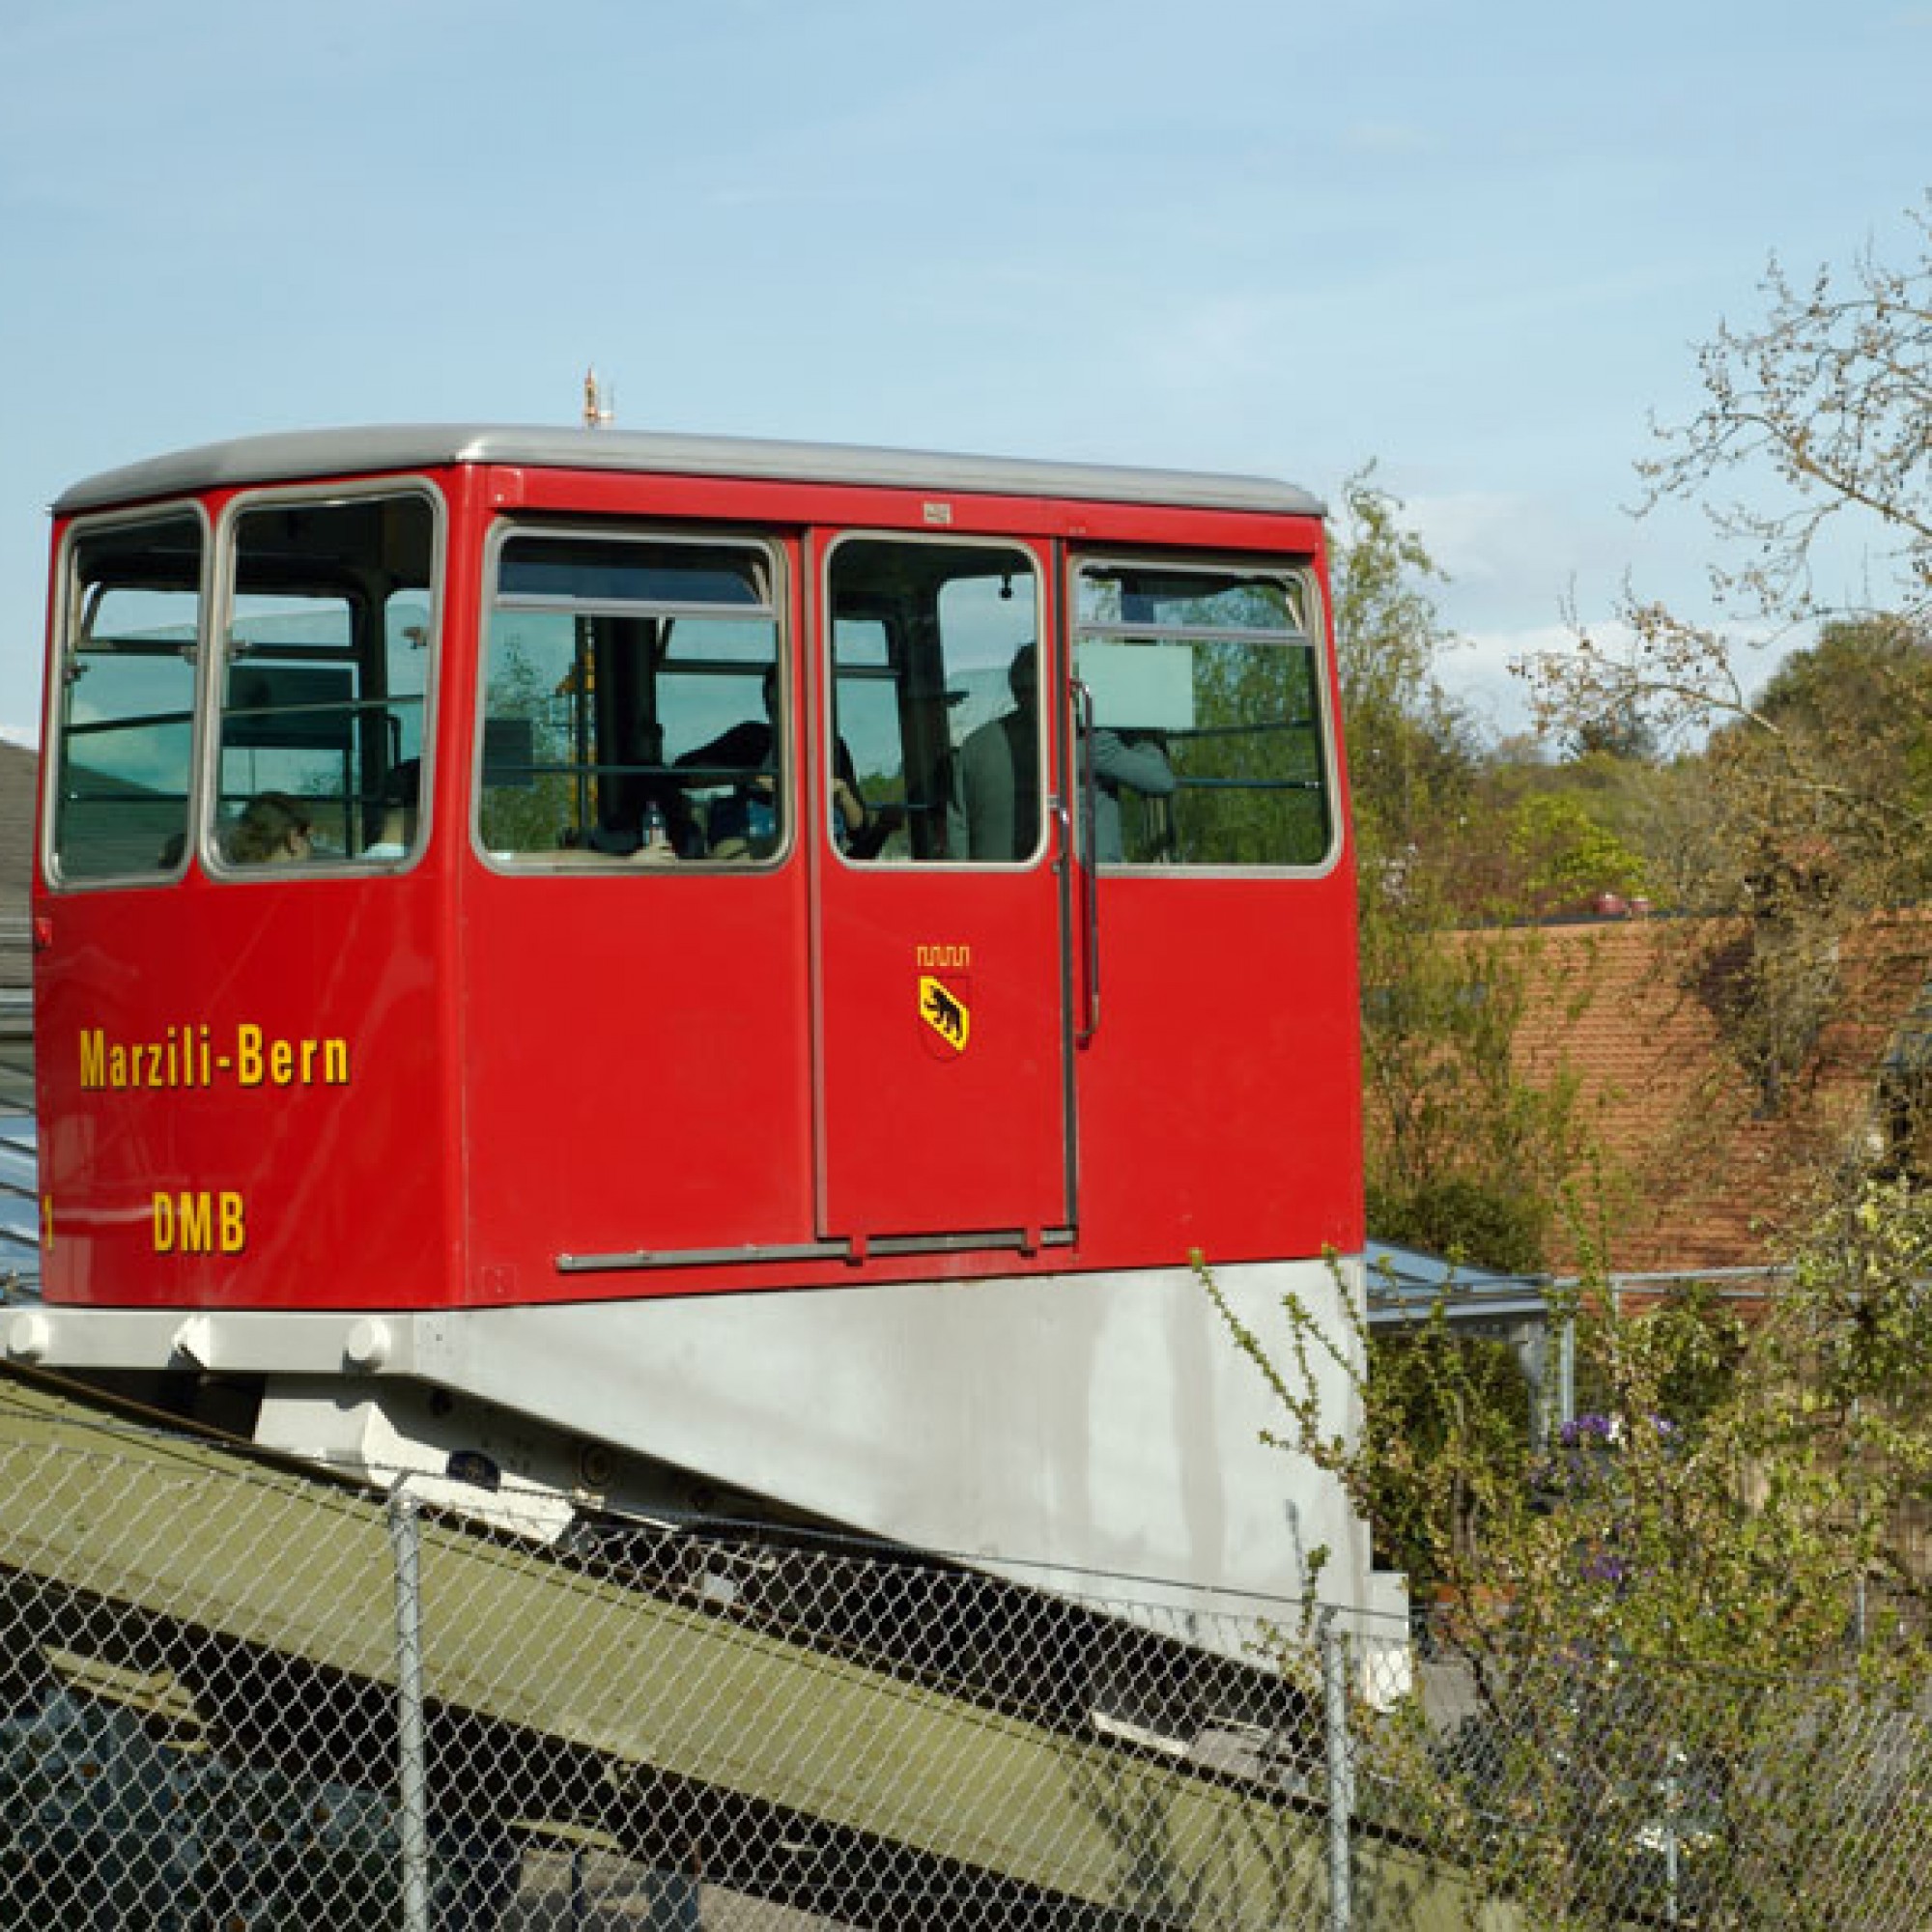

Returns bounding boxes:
[12,425,1399,1649]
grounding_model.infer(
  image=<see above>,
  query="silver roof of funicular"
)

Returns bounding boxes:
[54,424,1325,520]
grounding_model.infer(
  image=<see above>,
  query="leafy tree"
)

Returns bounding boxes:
[1330,464,1478,872]
[1504,792,1648,914]
[1208,1170,1932,1928]
[1527,196,1932,905]
[1525,204,1932,1125]
[1562,696,1659,764]
[1242,204,1932,1923]
[1359,921,1593,1273]
[1641,199,1932,642]
[1359,1312,1531,1591]
[1336,471,1595,1270]
[1368,1174,1549,1279]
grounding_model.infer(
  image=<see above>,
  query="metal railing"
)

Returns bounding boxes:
[4,1373,1929,1929]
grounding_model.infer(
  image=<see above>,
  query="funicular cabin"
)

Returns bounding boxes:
[14,426,1399,1646]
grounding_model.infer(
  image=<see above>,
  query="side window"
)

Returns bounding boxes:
[1073,560,1332,867]
[51,513,204,882]
[477,532,781,865]
[215,494,436,869]
[828,539,1041,865]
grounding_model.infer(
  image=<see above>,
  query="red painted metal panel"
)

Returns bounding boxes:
[812,863,1070,1245]
[1071,867,1365,1266]
[457,863,816,1299]
[36,875,455,1309]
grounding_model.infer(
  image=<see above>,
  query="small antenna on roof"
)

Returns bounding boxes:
[582,366,614,429]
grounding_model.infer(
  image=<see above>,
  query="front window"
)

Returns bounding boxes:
[51,512,204,882]
[477,531,783,865]
[1073,559,1332,867]
[214,493,437,868]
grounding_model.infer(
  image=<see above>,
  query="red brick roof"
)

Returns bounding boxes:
[1496,911,1932,1273]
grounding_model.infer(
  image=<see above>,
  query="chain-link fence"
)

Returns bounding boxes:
[4,1370,1930,1930]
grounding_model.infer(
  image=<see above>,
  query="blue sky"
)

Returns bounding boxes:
[2,0,1926,744]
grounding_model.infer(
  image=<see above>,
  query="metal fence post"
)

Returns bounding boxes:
[388,1485,433,1932]
[1321,1608,1354,1932]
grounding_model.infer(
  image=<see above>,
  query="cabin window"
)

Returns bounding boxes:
[478,531,783,865]
[827,538,1042,865]
[213,492,437,869]
[50,512,205,882]
[1073,559,1332,867]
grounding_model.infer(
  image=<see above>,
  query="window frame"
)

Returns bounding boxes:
[43,498,213,892]
[1068,550,1342,877]
[203,479,445,881]
[822,529,1049,871]
[472,519,791,875]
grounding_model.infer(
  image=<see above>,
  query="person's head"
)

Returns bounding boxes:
[229,791,313,865]
[1008,642,1038,712]
[384,758,421,812]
